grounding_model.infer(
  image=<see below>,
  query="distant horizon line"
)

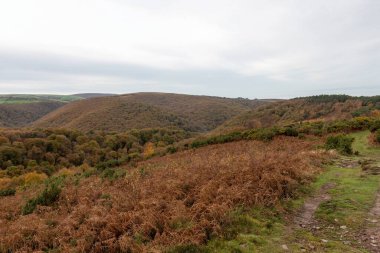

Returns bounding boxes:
[0,91,379,100]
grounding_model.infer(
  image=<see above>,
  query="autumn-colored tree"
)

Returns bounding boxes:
[0,136,9,145]
[27,146,44,162]
[143,142,155,158]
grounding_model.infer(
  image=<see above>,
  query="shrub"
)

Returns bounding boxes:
[326,120,350,133]
[352,106,371,117]
[349,117,372,130]
[23,172,48,185]
[370,120,380,132]
[325,134,355,155]
[101,168,126,181]
[6,165,24,177]
[247,128,278,142]
[0,188,16,197]
[143,142,155,159]
[191,140,208,149]
[56,168,75,177]
[376,130,380,144]
[166,146,177,154]
[281,127,299,137]
[22,179,62,215]
[211,132,243,144]
[166,244,208,253]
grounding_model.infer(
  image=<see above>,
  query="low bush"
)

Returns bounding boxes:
[325,134,355,155]
[349,117,372,130]
[22,178,62,215]
[370,120,380,132]
[191,132,243,149]
[325,120,350,133]
[0,188,16,197]
[23,171,48,185]
[247,128,278,142]
[375,130,380,144]
[100,168,126,181]
[281,127,299,137]
[166,146,178,154]
[166,244,208,253]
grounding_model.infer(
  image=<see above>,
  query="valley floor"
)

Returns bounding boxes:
[199,131,380,253]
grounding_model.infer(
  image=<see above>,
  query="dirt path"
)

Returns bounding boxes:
[358,139,380,253]
[361,190,380,252]
[294,182,335,229]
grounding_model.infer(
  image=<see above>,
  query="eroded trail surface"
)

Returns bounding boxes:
[361,190,380,252]
[359,142,380,253]
[294,183,335,229]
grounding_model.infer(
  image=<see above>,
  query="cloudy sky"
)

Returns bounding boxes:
[0,0,379,98]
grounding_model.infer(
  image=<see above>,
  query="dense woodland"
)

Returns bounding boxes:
[0,128,190,177]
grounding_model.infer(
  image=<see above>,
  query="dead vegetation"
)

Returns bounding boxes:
[0,137,330,252]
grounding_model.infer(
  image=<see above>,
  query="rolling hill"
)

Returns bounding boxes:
[0,94,82,104]
[215,95,380,133]
[0,101,66,128]
[0,94,120,128]
[0,95,84,128]
[32,92,269,132]
[72,93,116,99]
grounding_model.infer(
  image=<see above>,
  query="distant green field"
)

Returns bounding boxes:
[0,94,82,104]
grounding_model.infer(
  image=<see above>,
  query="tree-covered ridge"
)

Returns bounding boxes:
[0,102,66,128]
[299,94,380,104]
[216,94,380,132]
[32,92,269,132]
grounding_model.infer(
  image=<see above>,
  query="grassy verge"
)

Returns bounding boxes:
[350,130,380,157]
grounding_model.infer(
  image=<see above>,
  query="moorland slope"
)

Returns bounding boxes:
[0,94,86,128]
[33,93,268,132]
[216,95,380,133]
[0,102,65,128]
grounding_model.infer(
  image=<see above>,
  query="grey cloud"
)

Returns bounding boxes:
[0,50,379,98]
[0,0,380,98]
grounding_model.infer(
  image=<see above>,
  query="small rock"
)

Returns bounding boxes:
[340,225,347,230]
[322,239,328,243]
[281,244,289,250]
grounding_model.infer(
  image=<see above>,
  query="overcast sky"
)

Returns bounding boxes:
[0,0,379,98]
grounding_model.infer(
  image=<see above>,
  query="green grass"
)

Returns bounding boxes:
[314,166,379,230]
[204,208,286,253]
[0,95,82,104]
[350,130,380,156]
